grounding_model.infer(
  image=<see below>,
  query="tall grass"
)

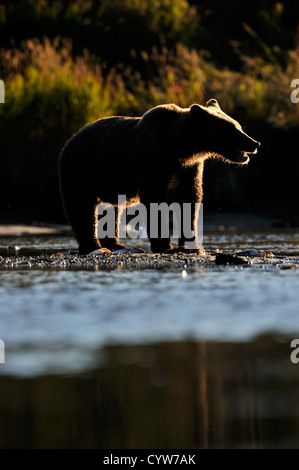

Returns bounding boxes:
[1,35,299,218]
[1,36,299,135]
[98,0,198,42]
[0,38,141,140]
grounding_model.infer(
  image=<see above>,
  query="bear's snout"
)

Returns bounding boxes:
[241,133,261,154]
[228,133,261,164]
[248,140,261,155]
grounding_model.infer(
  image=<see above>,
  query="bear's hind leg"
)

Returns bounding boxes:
[98,206,129,252]
[65,193,102,255]
[172,164,204,254]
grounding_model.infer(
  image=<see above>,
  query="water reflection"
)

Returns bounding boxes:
[1,337,299,448]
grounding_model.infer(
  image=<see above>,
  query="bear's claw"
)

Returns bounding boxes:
[88,248,112,255]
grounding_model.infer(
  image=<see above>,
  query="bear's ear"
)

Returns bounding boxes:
[190,104,209,119]
[206,98,220,109]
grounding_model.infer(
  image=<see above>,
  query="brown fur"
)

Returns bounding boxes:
[58,99,260,254]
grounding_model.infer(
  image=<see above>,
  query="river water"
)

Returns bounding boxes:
[0,228,299,448]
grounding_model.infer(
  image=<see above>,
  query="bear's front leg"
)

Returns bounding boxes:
[142,202,173,253]
[173,163,204,254]
[178,201,202,252]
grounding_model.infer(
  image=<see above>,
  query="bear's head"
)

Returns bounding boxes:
[190,99,260,164]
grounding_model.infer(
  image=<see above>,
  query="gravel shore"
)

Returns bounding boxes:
[0,251,298,269]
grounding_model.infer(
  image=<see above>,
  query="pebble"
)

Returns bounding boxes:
[236,249,265,257]
[215,253,249,265]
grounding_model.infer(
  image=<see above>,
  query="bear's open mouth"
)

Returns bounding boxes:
[238,148,258,163]
[238,152,250,163]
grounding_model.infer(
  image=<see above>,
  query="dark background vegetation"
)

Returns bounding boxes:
[0,0,299,224]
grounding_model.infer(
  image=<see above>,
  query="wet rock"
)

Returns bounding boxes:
[6,245,20,253]
[215,253,249,265]
[112,248,146,254]
[236,249,265,257]
[280,265,298,270]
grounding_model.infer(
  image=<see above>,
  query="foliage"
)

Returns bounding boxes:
[1,0,299,219]
[2,36,299,131]
[0,38,139,137]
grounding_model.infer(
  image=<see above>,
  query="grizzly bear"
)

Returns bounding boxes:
[59,99,260,254]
